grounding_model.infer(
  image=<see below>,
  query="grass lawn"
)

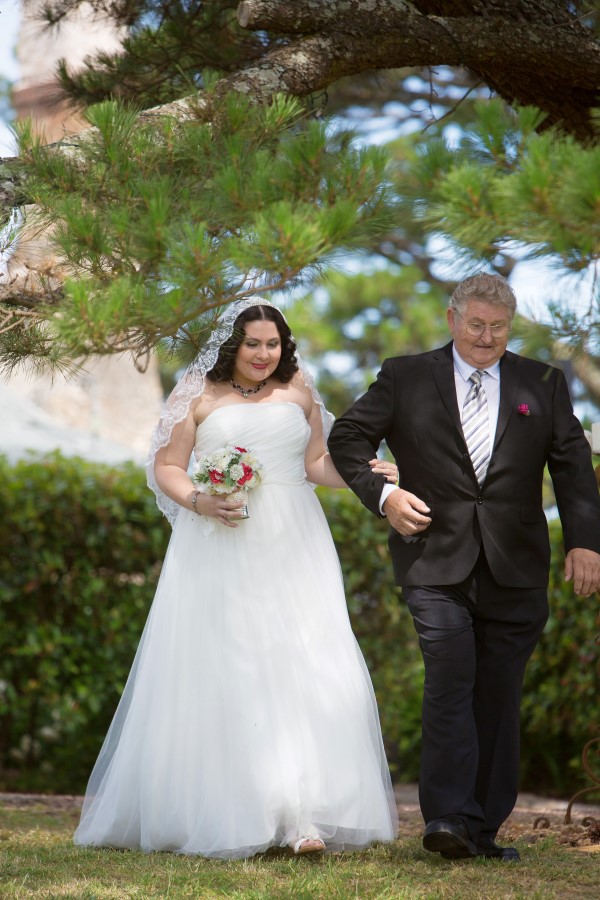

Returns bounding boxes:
[1,801,599,900]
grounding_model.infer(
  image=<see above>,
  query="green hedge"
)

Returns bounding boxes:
[0,452,597,797]
[519,523,600,794]
[0,452,169,793]
[319,488,423,784]
[321,489,600,797]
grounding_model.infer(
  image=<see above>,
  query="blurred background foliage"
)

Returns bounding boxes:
[0,452,597,797]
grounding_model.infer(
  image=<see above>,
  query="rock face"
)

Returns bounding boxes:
[4,3,163,464]
[12,1,124,142]
[6,355,163,462]
[0,376,149,466]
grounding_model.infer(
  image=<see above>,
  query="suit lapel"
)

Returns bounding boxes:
[430,343,464,439]
[493,351,521,452]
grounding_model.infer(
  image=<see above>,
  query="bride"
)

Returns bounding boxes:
[74,298,399,858]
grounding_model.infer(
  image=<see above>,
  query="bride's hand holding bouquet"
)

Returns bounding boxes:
[192,445,264,527]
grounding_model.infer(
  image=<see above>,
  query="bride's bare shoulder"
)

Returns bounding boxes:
[192,382,228,425]
[275,372,313,416]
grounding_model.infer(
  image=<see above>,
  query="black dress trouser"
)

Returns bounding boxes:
[403,548,549,841]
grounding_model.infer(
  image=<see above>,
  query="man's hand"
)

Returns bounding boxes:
[565,548,600,596]
[383,488,432,536]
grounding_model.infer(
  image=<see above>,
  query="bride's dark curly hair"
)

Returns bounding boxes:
[207,304,299,383]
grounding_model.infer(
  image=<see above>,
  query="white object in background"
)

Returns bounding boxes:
[585,422,600,454]
[592,422,600,455]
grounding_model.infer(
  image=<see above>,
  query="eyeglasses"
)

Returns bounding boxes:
[454,310,511,338]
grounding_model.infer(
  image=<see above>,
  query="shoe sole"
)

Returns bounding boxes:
[423,831,476,858]
[294,841,326,855]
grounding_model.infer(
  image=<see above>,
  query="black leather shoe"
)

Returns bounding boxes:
[423,819,477,859]
[476,837,520,862]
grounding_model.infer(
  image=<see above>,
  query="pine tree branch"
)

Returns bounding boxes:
[237,0,418,33]
[2,0,600,314]
[235,1,600,143]
[0,307,42,334]
[2,1,599,184]
[77,2,600,147]
[0,269,64,306]
[236,1,600,90]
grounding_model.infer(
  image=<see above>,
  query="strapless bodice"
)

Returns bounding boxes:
[194,402,310,485]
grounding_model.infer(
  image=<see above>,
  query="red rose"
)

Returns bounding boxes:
[518,404,530,416]
[209,469,225,484]
[237,464,254,486]
[234,446,247,453]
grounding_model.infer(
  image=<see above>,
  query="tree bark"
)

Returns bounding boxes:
[238,0,418,33]
[235,1,600,139]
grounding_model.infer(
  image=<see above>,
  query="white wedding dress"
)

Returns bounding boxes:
[74,402,398,858]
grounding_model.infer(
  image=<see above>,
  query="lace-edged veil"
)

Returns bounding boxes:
[146,298,334,526]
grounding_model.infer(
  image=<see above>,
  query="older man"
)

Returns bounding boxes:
[328,273,600,862]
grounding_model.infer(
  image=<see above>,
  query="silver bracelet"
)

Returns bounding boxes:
[191,490,200,514]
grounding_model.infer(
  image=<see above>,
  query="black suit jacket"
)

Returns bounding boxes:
[328,343,600,588]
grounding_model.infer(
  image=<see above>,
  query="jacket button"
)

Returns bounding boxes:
[463,453,470,461]
[476,496,483,504]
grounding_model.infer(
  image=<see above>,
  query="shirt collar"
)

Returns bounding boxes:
[452,344,501,382]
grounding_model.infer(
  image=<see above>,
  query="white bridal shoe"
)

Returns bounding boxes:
[291,837,326,855]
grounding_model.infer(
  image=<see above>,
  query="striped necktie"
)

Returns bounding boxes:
[462,369,490,485]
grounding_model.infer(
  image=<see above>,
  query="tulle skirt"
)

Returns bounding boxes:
[74,481,398,858]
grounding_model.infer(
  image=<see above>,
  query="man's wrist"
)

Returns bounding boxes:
[380,483,400,516]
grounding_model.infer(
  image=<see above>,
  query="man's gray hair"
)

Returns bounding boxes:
[449,273,517,319]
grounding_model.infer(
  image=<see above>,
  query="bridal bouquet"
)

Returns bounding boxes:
[194,445,264,517]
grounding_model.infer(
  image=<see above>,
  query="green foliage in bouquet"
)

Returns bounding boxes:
[194,445,263,496]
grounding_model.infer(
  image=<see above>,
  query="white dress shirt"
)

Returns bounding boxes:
[452,345,501,446]
[379,345,501,513]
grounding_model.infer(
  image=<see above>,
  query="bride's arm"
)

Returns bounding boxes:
[304,401,348,488]
[303,398,398,489]
[153,407,243,525]
[153,409,200,510]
